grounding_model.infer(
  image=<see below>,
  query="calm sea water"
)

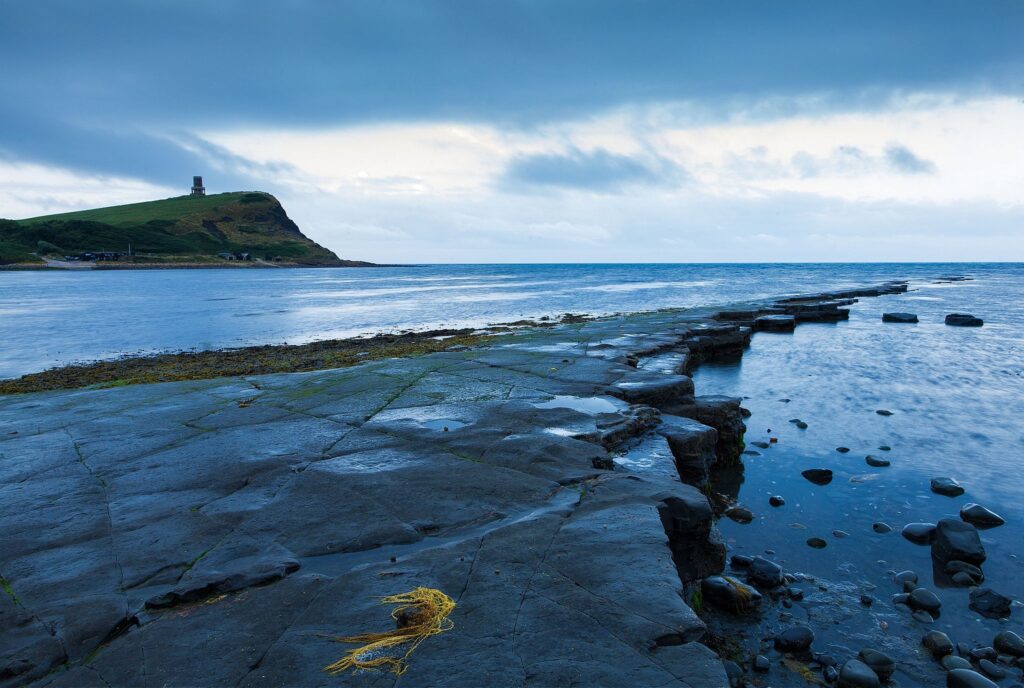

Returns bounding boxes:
[0,263,1020,378]
[691,268,1024,681]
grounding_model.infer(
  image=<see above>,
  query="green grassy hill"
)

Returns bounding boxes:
[0,192,353,266]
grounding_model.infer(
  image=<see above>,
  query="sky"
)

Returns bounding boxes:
[1,1,1022,263]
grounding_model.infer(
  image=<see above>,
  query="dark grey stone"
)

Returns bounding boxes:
[932,477,966,496]
[747,556,785,588]
[924,630,954,657]
[839,658,881,688]
[959,503,1005,528]
[970,588,1012,619]
[858,648,894,681]
[946,669,998,687]
[702,576,763,614]
[902,522,937,544]
[802,468,833,485]
[945,313,984,327]
[908,587,942,613]
[933,519,986,565]
[941,655,973,671]
[865,454,890,467]
[774,625,814,653]
[994,631,1024,657]
[883,312,919,323]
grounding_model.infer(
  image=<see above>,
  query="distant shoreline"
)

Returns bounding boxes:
[0,260,413,271]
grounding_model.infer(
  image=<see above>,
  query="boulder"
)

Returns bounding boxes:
[931,477,965,496]
[882,312,919,323]
[945,313,984,327]
[932,519,986,565]
[865,455,891,467]
[908,587,942,613]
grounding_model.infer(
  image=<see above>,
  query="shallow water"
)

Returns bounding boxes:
[1,263,1019,378]
[692,273,1024,683]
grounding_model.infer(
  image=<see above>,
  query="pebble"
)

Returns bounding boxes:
[968,647,997,662]
[865,455,890,467]
[872,522,892,534]
[901,522,936,544]
[912,610,935,623]
[748,556,785,588]
[838,658,881,688]
[769,495,785,507]
[894,570,918,586]
[774,625,814,653]
[801,468,833,485]
[994,631,1024,657]
[946,560,984,585]
[858,648,894,681]
[876,409,894,416]
[836,446,851,453]
[978,659,1005,680]
[908,588,942,612]
[807,537,827,549]
[946,669,998,688]
[931,477,965,497]
[960,503,1005,528]
[941,655,973,671]
[923,630,954,657]
[725,506,754,524]
[730,554,753,568]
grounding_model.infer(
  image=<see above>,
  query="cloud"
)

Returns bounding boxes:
[884,144,937,174]
[502,147,684,192]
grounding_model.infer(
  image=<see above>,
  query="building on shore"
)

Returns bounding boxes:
[191,176,206,197]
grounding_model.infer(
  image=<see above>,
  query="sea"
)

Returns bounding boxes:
[1,263,1020,379]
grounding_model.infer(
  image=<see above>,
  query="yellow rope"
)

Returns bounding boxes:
[323,587,456,677]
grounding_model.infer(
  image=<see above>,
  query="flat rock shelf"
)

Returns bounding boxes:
[0,281,909,687]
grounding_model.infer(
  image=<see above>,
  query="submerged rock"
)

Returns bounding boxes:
[872,522,892,534]
[959,503,1005,528]
[836,446,851,453]
[802,468,833,485]
[882,312,919,323]
[839,658,881,688]
[941,655,972,671]
[902,522,937,544]
[769,495,786,507]
[932,519,986,565]
[865,454,890,467]
[969,588,1012,619]
[931,477,965,496]
[875,409,894,416]
[806,537,827,549]
[945,313,984,327]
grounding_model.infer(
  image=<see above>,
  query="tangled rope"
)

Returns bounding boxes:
[323,587,456,677]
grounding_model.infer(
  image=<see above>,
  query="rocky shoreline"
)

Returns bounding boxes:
[3,277,1009,687]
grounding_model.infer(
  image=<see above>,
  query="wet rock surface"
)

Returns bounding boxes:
[945,313,984,327]
[14,276,1019,688]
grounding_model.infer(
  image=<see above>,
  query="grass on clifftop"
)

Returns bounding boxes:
[1,191,345,265]
[0,330,501,394]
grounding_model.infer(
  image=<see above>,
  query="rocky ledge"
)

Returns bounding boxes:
[0,281,909,687]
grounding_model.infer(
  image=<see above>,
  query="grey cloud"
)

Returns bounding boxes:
[501,148,685,193]
[885,144,937,174]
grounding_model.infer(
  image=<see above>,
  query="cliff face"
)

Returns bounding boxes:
[1,192,350,266]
